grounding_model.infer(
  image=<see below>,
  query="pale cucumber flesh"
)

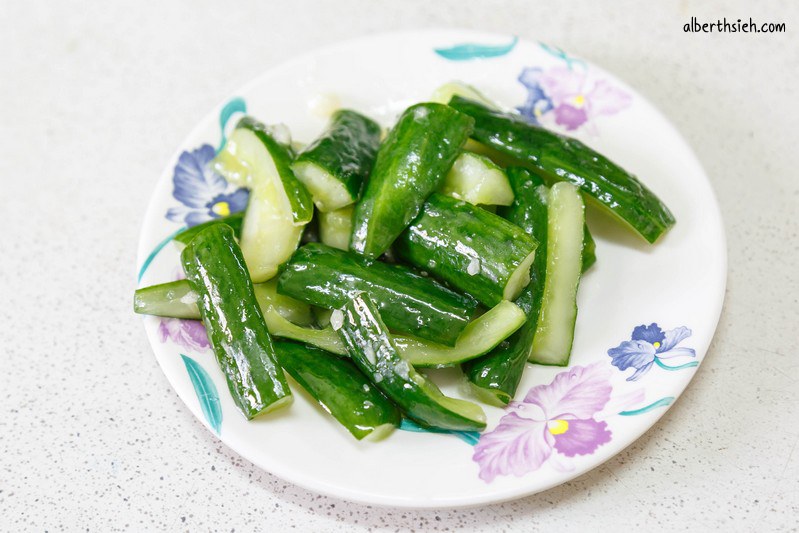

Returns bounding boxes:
[292,161,353,212]
[529,182,585,365]
[213,128,304,282]
[318,206,353,251]
[441,152,514,206]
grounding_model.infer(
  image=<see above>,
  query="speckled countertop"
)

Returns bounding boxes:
[2,0,797,531]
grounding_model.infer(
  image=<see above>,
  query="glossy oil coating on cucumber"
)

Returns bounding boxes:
[463,168,549,404]
[350,103,474,258]
[336,293,486,432]
[273,341,400,440]
[277,243,477,346]
[318,206,353,251]
[173,212,245,245]
[394,193,538,307]
[448,96,675,243]
[180,225,292,419]
[292,109,381,212]
[212,117,312,281]
[440,151,514,206]
[530,182,585,366]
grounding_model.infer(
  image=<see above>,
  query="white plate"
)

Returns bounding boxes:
[136,29,726,508]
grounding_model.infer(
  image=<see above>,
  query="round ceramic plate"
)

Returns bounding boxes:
[136,29,726,508]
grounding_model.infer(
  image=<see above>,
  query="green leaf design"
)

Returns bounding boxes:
[434,36,518,61]
[180,354,223,434]
[217,97,247,152]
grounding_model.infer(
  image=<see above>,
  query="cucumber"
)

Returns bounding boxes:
[273,341,401,440]
[431,81,497,108]
[318,206,353,251]
[582,224,597,272]
[135,280,522,366]
[463,167,549,404]
[394,193,538,307]
[335,293,486,431]
[394,300,526,368]
[173,212,245,245]
[292,109,381,212]
[530,182,585,365]
[448,96,675,243]
[440,151,514,206]
[252,279,314,327]
[212,117,313,281]
[277,243,477,346]
[134,279,200,319]
[350,103,474,258]
[462,301,536,406]
[180,225,292,419]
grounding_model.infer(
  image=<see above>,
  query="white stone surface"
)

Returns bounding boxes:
[1,0,797,530]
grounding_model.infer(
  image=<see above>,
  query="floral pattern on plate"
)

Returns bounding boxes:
[516,65,632,133]
[165,144,249,227]
[608,323,697,381]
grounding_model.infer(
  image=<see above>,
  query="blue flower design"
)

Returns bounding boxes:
[165,144,249,227]
[608,323,696,381]
[516,67,553,125]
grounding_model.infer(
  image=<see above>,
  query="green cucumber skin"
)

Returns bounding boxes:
[293,110,381,208]
[394,193,538,307]
[350,103,475,258]
[582,224,596,272]
[273,341,400,440]
[277,243,477,346]
[180,225,291,419]
[448,96,675,243]
[463,168,549,403]
[173,213,245,245]
[336,294,486,432]
[237,117,314,224]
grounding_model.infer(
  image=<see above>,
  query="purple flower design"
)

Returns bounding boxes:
[165,144,249,227]
[516,66,631,132]
[158,318,210,351]
[473,362,614,482]
[608,323,696,381]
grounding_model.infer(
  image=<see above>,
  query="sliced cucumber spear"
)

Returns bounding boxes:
[350,103,474,258]
[135,280,522,367]
[440,152,514,206]
[463,168,549,405]
[395,193,538,307]
[335,293,486,432]
[318,205,353,251]
[212,117,313,282]
[448,96,675,243]
[394,300,525,368]
[277,243,477,346]
[273,341,401,441]
[180,225,292,419]
[292,109,381,212]
[530,181,586,365]
[134,279,200,319]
